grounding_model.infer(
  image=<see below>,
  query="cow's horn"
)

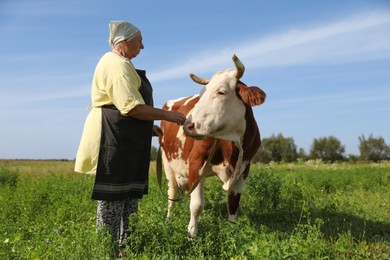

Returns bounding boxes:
[190,73,210,85]
[233,54,245,80]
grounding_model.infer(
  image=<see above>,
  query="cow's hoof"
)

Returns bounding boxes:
[187,226,197,240]
[228,215,237,222]
[187,233,197,241]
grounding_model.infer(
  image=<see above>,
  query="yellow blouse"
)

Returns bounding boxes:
[74,52,145,174]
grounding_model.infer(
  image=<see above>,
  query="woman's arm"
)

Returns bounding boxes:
[126,104,186,125]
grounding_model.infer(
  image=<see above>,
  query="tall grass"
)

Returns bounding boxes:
[0,160,389,259]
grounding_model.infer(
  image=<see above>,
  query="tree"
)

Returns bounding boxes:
[309,136,345,162]
[358,134,390,162]
[297,148,308,161]
[255,133,298,163]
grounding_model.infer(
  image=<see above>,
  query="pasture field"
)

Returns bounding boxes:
[0,160,389,259]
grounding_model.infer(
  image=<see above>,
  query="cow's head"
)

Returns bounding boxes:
[183,54,266,142]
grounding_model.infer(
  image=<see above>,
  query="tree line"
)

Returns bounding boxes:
[150,134,390,163]
[253,133,390,163]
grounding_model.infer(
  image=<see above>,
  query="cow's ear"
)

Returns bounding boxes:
[238,85,266,106]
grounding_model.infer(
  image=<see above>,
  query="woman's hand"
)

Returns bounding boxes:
[152,125,163,137]
[165,110,186,125]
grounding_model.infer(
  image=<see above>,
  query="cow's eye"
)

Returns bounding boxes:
[217,90,225,95]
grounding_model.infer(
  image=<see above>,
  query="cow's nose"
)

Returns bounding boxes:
[183,121,195,135]
[184,121,195,131]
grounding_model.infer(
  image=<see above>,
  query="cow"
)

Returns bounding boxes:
[159,54,266,238]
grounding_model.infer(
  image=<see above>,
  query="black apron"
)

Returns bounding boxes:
[91,69,154,201]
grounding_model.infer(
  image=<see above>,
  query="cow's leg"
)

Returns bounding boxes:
[166,177,179,220]
[227,165,249,222]
[188,182,204,238]
[166,177,178,219]
[162,152,178,219]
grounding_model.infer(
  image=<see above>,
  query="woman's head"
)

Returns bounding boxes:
[109,21,139,46]
[109,21,144,59]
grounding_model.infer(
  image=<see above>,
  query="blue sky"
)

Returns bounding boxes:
[0,0,389,159]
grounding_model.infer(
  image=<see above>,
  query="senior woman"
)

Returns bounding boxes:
[74,21,186,254]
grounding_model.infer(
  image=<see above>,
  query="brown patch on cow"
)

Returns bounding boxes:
[241,164,251,180]
[160,120,181,161]
[188,137,215,189]
[227,165,252,216]
[161,96,200,161]
[242,103,261,161]
[212,140,235,165]
[231,81,263,162]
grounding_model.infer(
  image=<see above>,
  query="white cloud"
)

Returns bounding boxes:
[267,88,390,110]
[149,10,390,82]
[21,88,90,102]
[0,85,90,109]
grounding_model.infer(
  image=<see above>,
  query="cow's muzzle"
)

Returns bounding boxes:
[183,120,204,140]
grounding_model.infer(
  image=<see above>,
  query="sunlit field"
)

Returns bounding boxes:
[1,160,389,259]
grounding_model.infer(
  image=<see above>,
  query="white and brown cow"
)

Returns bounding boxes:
[160,54,266,237]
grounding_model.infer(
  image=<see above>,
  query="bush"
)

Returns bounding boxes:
[359,134,390,162]
[309,136,345,162]
[255,133,298,163]
[245,168,281,211]
[0,168,18,188]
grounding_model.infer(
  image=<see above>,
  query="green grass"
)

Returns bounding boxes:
[0,160,389,259]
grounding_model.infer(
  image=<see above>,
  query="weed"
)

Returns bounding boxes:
[0,168,18,188]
